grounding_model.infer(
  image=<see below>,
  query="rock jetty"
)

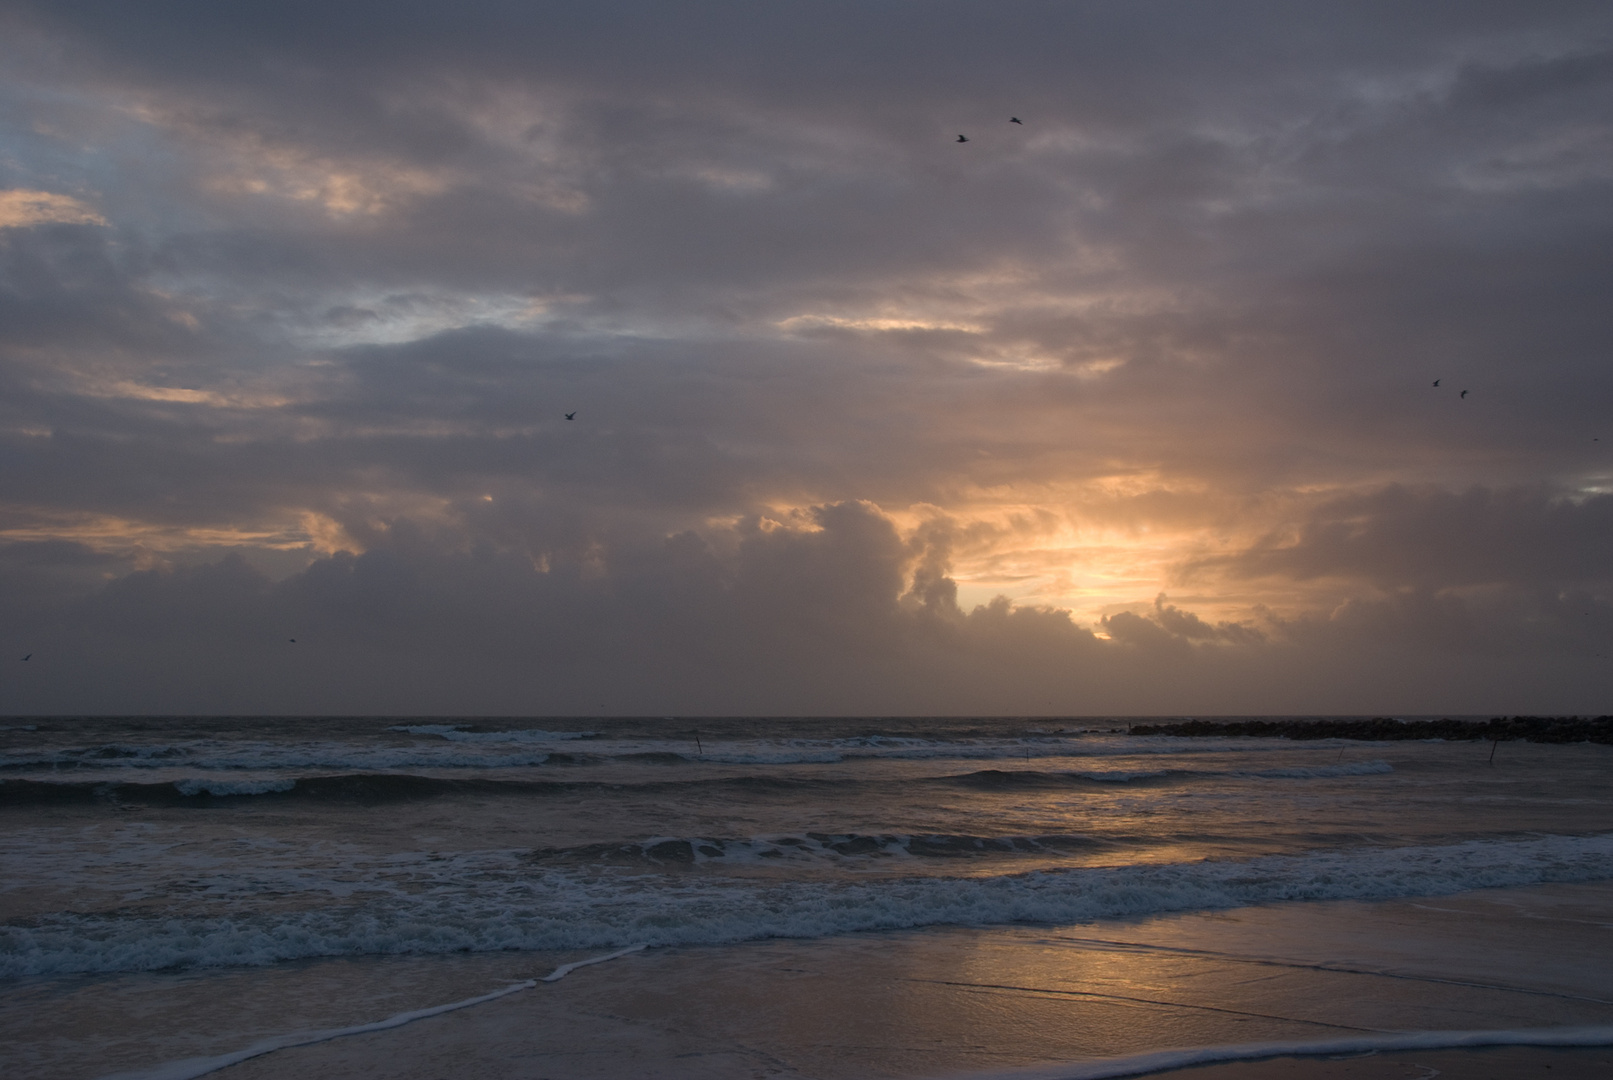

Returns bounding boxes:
[1129,716,1613,744]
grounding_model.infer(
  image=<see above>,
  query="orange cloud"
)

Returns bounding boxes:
[0,190,107,228]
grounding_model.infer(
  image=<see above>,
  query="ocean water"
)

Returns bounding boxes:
[3,716,1612,1078]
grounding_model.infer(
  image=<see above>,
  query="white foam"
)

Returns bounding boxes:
[587,832,1096,866]
[95,946,646,1080]
[0,743,557,772]
[539,943,646,981]
[95,980,537,1080]
[390,724,594,743]
[172,778,297,797]
[8,833,1612,977]
[942,1025,1613,1080]
[2,742,189,768]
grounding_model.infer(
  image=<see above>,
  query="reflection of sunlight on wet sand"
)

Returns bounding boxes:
[24,883,1606,1080]
[931,883,1613,1075]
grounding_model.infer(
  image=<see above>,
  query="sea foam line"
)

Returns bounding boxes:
[9,834,1613,977]
[539,943,646,981]
[942,1025,1613,1080]
[95,946,645,1080]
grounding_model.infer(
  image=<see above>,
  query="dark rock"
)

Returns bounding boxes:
[1129,716,1613,745]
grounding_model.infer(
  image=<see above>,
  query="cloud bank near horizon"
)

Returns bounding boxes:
[1,1,1610,714]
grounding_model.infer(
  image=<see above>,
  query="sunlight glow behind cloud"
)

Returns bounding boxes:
[0,1,1610,713]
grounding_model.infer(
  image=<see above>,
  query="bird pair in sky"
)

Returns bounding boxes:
[957,117,1022,142]
[1432,379,1468,398]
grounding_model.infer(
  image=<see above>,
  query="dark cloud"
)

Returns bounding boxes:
[5,500,1606,716]
[2,2,1611,713]
[1201,486,1613,591]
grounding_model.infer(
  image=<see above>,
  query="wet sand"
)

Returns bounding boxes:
[7,881,1611,1080]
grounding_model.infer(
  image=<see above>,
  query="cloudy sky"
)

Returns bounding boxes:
[1,1,1610,716]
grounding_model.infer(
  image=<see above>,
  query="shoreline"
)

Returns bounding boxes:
[8,880,1606,1080]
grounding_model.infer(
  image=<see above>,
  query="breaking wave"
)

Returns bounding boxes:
[525,831,1111,865]
[4,833,1610,977]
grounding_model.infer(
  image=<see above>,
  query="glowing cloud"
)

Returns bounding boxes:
[0,190,106,228]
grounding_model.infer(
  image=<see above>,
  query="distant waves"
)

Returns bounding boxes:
[0,759,1393,805]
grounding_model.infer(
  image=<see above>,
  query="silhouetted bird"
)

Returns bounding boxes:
[1460,390,1469,398]
[565,412,576,420]
[20,654,29,661]
[289,639,296,644]
[1010,117,1023,124]
[957,135,968,143]
[1432,379,1440,386]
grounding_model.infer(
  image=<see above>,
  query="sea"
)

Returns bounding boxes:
[3,715,1613,1079]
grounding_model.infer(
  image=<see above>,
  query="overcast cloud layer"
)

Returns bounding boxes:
[1,1,1610,715]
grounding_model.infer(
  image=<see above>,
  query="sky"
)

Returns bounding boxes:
[1,0,1610,716]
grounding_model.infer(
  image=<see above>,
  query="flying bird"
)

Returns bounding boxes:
[289,639,296,644]
[20,654,29,661]
[565,412,576,420]
[1432,379,1440,387]
[1010,117,1022,124]
[1460,390,1469,398]
[956,135,969,143]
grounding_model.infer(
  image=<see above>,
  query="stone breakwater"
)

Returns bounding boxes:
[1129,716,1613,744]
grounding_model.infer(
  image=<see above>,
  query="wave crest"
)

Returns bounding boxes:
[4,834,1609,977]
